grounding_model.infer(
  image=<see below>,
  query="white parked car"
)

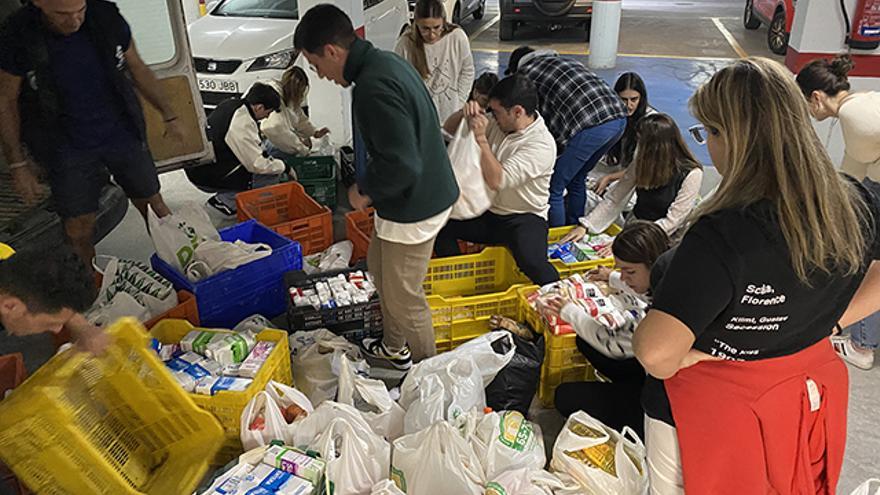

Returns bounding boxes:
[189,0,410,109]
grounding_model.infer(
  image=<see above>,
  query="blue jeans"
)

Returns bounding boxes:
[845,313,880,349]
[845,177,880,350]
[549,117,627,226]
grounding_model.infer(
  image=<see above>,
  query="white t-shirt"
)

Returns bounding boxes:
[394,28,475,124]
[838,91,880,182]
[484,115,557,219]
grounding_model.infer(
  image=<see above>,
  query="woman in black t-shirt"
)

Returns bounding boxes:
[632,58,880,494]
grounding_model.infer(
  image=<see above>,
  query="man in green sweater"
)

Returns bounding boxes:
[295,5,459,369]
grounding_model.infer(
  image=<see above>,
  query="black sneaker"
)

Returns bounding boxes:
[361,338,413,370]
[207,195,236,216]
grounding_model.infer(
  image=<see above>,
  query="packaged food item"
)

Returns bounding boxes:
[171,371,197,393]
[206,333,255,365]
[158,343,179,361]
[205,463,255,494]
[237,341,276,378]
[282,404,309,423]
[195,376,253,396]
[180,330,228,354]
[263,445,326,487]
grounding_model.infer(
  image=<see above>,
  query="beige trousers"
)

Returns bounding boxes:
[367,233,437,362]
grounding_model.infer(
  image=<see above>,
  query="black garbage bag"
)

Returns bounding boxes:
[485,332,545,417]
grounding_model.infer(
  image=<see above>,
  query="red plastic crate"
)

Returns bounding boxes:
[345,207,483,263]
[0,354,28,495]
[236,182,333,255]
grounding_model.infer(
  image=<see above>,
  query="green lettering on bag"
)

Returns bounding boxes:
[390,467,406,492]
[484,482,507,495]
[176,246,194,269]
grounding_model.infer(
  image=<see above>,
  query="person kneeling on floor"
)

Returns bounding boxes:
[185,83,285,216]
[437,74,559,286]
[548,221,670,439]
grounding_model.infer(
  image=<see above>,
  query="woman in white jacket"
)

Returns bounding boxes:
[562,113,703,246]
[261,66,329,159]
[394,0,475,124]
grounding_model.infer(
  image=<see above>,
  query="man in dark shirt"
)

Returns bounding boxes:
[0,0,184,266]
[507,46,628,227]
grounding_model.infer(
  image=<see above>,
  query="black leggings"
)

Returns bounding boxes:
[554,336,647,438]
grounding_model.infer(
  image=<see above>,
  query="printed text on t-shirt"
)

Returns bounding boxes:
[740,284,786,306]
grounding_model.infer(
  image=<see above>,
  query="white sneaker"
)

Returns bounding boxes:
[361,338,413,371]
[831,335,875,370]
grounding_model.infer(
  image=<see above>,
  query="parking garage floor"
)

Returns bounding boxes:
[1,0,877,492]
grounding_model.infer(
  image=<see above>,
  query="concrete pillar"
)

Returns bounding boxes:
[589,0,622,70]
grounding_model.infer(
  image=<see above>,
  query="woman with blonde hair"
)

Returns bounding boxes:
[633,57,880,494]
[261,65,329,158]
[394,0,474,123]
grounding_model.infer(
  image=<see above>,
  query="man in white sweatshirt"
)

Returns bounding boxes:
[438,74,559,285]
[185,83,286,215]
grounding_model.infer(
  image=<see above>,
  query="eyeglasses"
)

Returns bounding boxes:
[416,23,445,35]
[688,124,708,145]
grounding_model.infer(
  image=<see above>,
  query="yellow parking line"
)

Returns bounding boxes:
[471,47,736,62]
[711,17,749,58]
[469,15,501,40]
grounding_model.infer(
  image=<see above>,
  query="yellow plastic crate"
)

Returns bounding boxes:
[517,285,598,407]
[430,285,525,350]
[546,224,621,279]
[424,246,524,297]
[538,363,596,407]
[150,319,293,466]
[0,318,224,495]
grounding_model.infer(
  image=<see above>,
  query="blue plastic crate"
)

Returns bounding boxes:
[151,220,302,327]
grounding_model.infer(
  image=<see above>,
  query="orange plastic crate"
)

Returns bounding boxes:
[345,208,374,263]
[236,182,333,255]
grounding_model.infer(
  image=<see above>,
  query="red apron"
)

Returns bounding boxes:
[665,339,848,495]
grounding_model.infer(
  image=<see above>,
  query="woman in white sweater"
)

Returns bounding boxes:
[394,0,475,123]
[562,113,703,244]
[261,66,329,158]
[797,55,880,370]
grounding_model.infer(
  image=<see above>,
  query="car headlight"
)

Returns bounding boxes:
[247,49,296,72]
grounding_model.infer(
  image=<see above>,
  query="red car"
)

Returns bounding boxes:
[744,0,795,55]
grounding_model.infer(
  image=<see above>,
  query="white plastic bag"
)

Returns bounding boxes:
[399,331,516,411]
[851,480,880,495]
[288,401,375,448]
[233,314,276,334]
[303,240,354,275]
[448,119,493,220]
[148,202,220,273]
[265,380,315,416]
[402,373,447,435]
[485,469,577,495]
[337,356,406,440]
[371,480,406,495]
[289,329,369,405]
[186,239,272,282]
[391,421,485,495]
[86,255,178,326]
[240,391,288,450]
[472,411,546,481]
[313,417,391,495]
[401,356,485,435]
[550,411,648,495]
